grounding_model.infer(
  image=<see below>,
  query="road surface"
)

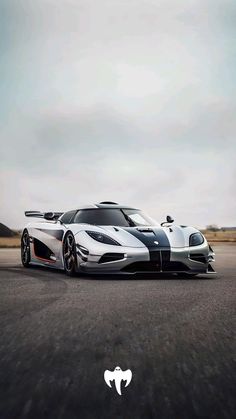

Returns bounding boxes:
[0,244,235,419]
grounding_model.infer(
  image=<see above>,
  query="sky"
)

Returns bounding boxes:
[0,0,235,229]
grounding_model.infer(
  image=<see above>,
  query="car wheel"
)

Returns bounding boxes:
[63,232,77,276]
[21,229,31,267]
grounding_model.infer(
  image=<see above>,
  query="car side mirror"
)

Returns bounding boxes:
[166,215,174,223]
[161,215,174,226]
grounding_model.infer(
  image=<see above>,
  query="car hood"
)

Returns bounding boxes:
[161,225,199,248]
[74,224,199,248]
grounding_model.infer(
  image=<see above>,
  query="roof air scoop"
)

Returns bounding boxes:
[99,201,119,205]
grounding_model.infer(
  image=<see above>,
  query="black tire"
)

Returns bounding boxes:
[21,229,31,267]
[63,232,78,276]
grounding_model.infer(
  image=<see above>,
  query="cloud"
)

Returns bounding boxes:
[0,0,235,227]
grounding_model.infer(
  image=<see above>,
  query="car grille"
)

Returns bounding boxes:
[162,262,190,271]
[122,260,189,273]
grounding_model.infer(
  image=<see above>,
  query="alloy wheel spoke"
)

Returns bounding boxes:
[64,235,76,271]
[22,233,29,264]
[67,237,72,248]
[67,256,73,268]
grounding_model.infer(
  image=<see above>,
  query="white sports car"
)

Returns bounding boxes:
[21,202,215,277]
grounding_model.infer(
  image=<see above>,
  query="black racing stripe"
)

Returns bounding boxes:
[124,227,171,264]
[149,249,161,263]
[151,227,170,247]
[161,249,171,263]
[37,229,64,241]
[124,227,170,247]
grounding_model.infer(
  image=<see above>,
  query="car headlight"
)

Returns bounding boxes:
[85,231,121,246]
[189,232,204,246]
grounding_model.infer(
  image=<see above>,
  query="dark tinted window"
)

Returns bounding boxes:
[74,209,130,226]
[60,210,77,224]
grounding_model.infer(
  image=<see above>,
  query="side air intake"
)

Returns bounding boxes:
[98,253,125,264]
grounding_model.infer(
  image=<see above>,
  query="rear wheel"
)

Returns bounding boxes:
[21,229,31,267]
[63,232,77,276]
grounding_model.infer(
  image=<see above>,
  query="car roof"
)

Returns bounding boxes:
[67,203,139,211]
[96,202,139,210]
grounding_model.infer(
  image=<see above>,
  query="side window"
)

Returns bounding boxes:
[60,210,77,224]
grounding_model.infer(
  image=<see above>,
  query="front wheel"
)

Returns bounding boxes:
[21,229,31,267]
[63,232,78,276]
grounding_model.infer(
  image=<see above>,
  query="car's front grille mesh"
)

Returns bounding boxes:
[162,262,190,271]
[121,250,190,273]
[122,261,190,273]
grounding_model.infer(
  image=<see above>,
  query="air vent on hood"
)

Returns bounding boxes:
[137,228,154,233]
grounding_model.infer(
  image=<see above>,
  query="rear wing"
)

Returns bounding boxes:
[25,211,63,221]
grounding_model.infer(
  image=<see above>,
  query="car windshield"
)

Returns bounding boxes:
[73,208,157,227]
[123,209,157,226]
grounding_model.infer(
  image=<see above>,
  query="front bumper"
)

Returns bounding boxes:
[76,243,216,275]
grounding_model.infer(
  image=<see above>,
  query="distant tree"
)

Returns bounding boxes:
[206,224,220,232]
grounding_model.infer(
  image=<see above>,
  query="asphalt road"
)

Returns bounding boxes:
[0,244,235,419]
